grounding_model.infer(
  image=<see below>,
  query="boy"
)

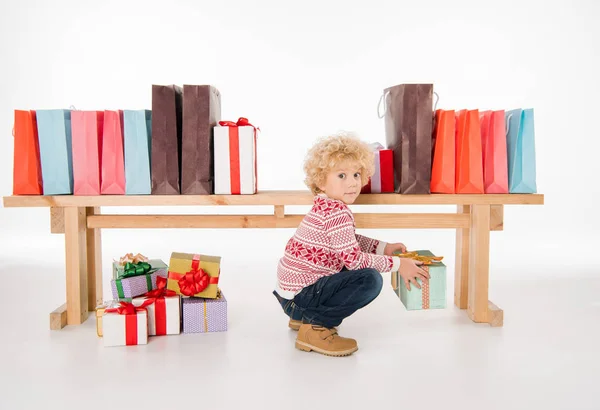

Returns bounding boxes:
[273,133,430,357]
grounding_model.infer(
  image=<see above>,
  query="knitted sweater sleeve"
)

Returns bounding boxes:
[326,209,399,272]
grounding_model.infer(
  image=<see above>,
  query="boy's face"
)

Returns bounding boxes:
[319,161,362,204]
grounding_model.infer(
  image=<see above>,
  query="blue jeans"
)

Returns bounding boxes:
[273,267,383,328]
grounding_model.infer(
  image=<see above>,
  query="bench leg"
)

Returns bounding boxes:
[63,207,89,326]
[454,205,470,309]
[467,204,503,326]
[86,207,103,311]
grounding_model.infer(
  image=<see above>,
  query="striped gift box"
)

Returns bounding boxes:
[392,250,446,310]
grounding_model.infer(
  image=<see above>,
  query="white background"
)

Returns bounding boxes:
[1,0,599,273]
[0,1,599,409]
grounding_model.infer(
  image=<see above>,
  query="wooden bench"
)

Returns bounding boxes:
[2,191,544,330]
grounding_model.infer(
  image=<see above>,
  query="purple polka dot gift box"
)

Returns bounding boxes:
[182,290,227,334]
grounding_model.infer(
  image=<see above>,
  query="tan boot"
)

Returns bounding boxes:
[288,319,302,331]
[295,324,358,357]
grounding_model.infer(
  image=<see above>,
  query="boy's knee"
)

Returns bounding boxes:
[361,268,383,294]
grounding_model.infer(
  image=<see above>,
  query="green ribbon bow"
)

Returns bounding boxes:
[119,262,156,279]
[114,262,157,298]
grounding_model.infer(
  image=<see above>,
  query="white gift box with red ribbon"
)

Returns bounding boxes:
[214,118,258,195]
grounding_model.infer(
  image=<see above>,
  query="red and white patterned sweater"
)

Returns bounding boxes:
[275,194,401,299]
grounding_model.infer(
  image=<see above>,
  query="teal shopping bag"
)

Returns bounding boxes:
[124,110,152,194]
[506,109,537,193]
[36,109,73,195]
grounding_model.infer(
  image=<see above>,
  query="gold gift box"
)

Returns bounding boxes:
[167,252,221,299]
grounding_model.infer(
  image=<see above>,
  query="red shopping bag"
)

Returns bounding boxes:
[455,110,484,194]
[430,109,455,193]
[12,110,43,195]
[101,110,126,195]
[72,111,104,195]
[480,111,509,193]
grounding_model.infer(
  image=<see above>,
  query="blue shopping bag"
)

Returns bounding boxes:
[36,109,73,195]
[124,110,152,194]
[506,109,537,193]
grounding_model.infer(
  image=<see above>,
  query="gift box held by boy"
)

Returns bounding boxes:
[273,133,430,357]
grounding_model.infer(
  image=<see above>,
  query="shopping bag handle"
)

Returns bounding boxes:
[505,113,513,135]
[377,91,389,119]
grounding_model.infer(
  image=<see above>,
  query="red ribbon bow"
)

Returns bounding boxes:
[218,117,259,130]
[144,276,176,299]
[177,254,219,297]
[179,268,210,297]
[105,300,152,315]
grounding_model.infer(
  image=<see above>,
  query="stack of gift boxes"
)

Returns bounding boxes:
[97,252,227,347]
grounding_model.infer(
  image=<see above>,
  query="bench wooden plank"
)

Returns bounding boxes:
[86,207,102,311]
[86,213,471,229]
[454,205,470,309]
[467,204,491,323]
[3,191,545,207]
[64,207,89,326]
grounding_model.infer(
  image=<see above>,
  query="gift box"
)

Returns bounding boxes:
[361,142,394,194]
[110,258,168,299]
[167,252,221,298]
[214,117,258,195]
[391,250,446,310]
[95,299,132,337]
[103,301,151,347]
[182,291,227,334]
[112,254,168,279]
[133,277,181,336]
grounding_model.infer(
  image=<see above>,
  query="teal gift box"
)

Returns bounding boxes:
[392,250,446,310]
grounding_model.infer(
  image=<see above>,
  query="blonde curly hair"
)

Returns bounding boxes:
[304,132,375,195]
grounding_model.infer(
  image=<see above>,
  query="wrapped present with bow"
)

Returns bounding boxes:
[95,298,132,337]
[214,117,258,195]
[132,277,181,336]
[110,253,168,299]
[182,290,227,334]
[103,300,152,347]
[391,250,446,310]
[167,252,221,299]
[361,142,394,194]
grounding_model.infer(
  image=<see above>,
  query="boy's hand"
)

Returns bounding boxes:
[398,258,430,290]
[384,242,407,256]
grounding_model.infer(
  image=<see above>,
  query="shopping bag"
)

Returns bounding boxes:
[12,110,43,195]
[36,109,73,194]
[101,110,126,195]
[430,109,455,193]
[506,109,537,193]
[124,110,152,195]
[181,85,221,194]
[480,110,508,193]
[455,110,484,194]
[380,83,433,194]
[71,111,103,195]
[151,85,183,194]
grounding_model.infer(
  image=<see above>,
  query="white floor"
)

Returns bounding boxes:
[1,226,599,410]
